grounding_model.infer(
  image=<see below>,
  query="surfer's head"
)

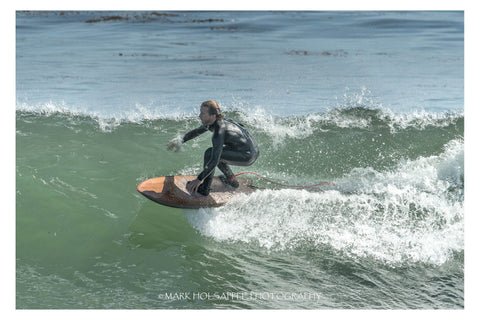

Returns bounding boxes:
[200,100,224,125]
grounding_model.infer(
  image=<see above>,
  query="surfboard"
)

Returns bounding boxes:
[137,175,255,209]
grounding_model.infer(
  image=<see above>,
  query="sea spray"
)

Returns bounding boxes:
[185,139,463,266]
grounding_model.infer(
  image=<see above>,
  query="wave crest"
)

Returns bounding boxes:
[17,101,463,135]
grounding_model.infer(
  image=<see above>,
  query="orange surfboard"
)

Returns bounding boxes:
[137,175,255,209]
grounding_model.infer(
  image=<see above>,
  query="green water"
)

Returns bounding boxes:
[16,108,464,309]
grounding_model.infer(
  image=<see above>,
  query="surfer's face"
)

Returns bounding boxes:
[199,106,216,126]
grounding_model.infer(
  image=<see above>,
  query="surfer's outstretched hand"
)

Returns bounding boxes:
[186,178,202,194]
[167,140,175,150]
[167,137,183,152]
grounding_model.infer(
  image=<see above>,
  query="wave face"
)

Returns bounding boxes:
[16,106,464,309]
[17,105,464,268]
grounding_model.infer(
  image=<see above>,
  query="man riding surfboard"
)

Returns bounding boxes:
[167,100,259,196]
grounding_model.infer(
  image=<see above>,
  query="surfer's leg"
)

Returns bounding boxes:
[217,161,234,179]
[197,148,215,195]
[219,148,254,166]
[217,161,239,188]
[217,148,254,188]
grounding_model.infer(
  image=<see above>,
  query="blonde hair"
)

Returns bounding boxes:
[201,100,224,120]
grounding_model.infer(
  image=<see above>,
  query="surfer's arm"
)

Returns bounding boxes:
[182,125,208,143]
[168,126,208,151]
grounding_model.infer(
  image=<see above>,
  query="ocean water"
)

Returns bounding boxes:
[16,11,464,309]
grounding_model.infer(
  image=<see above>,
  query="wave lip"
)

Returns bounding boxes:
[233,106,463,146]
[17,100,463,134]
[16,101,197,132]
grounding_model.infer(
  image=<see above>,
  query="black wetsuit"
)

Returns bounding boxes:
[182,118,259,193]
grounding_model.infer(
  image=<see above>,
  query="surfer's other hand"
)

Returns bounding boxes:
[167,140,175,150]
[167,137,183,152]
[186,178,202,194]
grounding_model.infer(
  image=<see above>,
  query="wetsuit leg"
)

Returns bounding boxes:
[198,147,215,195]
[198,147,259,195]
[217,161,235,179]
[216,148,250,179]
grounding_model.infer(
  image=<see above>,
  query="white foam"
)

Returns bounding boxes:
[16,101,197,132]
[235,107,315,147]
[378,108,464,133]
[16,101,82,117]
[17,100,463,137]
[186,139,464,266]
[231,103,463,147]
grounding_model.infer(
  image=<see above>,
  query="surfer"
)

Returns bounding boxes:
[167,100,259,196]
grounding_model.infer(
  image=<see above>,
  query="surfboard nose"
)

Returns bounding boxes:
[137,177,169,194]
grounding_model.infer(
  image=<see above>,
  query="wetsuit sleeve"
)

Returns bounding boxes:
[197,123,225,181]
[182,125,208,143]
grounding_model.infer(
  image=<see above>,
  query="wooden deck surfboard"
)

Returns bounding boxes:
[137,175,255,209]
